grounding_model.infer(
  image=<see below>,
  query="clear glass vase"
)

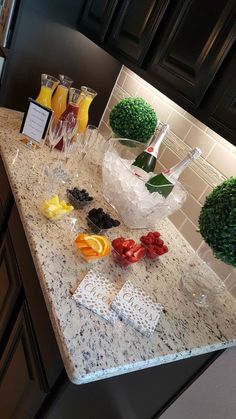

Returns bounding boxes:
[51,74,74,119]
[179,242,233,307]
[77,86,97,133]
[35,74,59,108]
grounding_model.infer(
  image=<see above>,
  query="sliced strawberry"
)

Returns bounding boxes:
[122,239,135,252]
[134,246,145,259]
[112,237,125,254]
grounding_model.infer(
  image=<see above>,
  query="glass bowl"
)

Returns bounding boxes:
[102,138,188,229]
[67,190,93,209]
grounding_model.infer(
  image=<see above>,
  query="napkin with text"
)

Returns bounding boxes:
[72,270,120,324]
[111,280,162,337]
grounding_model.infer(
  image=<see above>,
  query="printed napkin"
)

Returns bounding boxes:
[72,270,119,324]
[111,280,162,337]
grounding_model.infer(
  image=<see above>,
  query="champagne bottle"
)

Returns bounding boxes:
[146,147,202,197]
[131,124,169,180]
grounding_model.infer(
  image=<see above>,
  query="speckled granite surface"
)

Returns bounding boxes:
[1,107,236,385]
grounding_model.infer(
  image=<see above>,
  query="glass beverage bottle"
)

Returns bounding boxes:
[131,124,169,180]
[51,74,74,119]
[55,88,80,151]
[146,147,202,197]
[77,86,97,133]
[36,74,59,108]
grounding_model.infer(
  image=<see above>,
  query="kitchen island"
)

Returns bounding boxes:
[0,107,236,419]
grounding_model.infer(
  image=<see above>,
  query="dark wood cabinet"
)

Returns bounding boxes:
[0,157,13,235]
[0,230,22,345]
[79,0,119,42]
[78,0,236,144]
[202,42,236,145]
[0,303,47,419]
[108,0,170,65]
[147,0,236,108]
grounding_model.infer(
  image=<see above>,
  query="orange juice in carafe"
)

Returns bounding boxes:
[51,75,74,119]
[77,86,97,133]
[36,74,59,108]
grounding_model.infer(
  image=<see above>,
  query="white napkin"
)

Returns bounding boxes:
[72,270,119,324]
[111,280,162,336]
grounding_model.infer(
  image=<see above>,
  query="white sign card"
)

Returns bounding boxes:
[20,98,53,145]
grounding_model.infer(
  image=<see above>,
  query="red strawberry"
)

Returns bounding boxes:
[155,247,165,255]
[125,244,145,262]
[122,239,135,252]
[155,238,164,247]
[112,237,125,255]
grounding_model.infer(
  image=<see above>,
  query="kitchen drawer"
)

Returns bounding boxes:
[0,156,13,219]
[0,229,22,345]
[0,302,47,419]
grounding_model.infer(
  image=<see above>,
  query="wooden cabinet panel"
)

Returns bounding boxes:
[108,0,170,65]
[0,230,21,344]
[0,303,47,419]
[8,204,63,389]
[0,157,13,236]
[147,0,236,108]
[203,45,236,145]
[79,0,119,42]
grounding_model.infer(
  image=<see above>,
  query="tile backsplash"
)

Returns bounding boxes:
[99,65,236,287]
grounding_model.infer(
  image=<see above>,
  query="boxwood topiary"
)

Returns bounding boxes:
[198,177,236,268]
[109,97,158,143]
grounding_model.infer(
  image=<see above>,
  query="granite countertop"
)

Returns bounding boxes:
[1,107,236,385]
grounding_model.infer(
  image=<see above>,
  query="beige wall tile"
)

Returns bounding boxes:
[153,98,172,123]
[122,74,139,96]
[167,111,192,139]
[181,194,202,226]
[199,185,212,205]
[107,95,119,111]
[159,147,179,169]
[116,70,127,87]
[99,121,111,139]
[168,210,186,229]
[184,126,215,158]
[103,108,110,124]
[136,85,155,104]
[206,144,236,177]
[197,243,233,281]
[183,112,207,131]
[180,219,203,250]
[180,167,208,200]
[224,271,236,293]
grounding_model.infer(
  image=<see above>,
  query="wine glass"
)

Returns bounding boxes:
[48,118,66,152]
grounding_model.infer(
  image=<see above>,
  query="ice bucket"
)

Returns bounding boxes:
[102,138,188,229]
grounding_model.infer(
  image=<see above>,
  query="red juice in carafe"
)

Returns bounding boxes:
[55,103,79,150]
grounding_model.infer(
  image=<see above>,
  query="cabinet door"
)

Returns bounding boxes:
[147,0,236,108]
[203,45,236,146]
[0,230,22,344]
[0,157,13,235]
[108,0,170,65]
[79,0,119,42]
[0,303,47,419]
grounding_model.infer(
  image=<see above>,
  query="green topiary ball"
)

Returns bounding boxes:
[199,177,236,268]
[109,97,158,143]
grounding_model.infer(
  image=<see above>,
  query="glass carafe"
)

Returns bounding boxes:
[55,88,80,151]
[36,74,59,108]
[77,86,97,133]
[51,74,74,119]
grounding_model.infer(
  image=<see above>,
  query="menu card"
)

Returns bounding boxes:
[112,280,162,337]
[72,270,120,324]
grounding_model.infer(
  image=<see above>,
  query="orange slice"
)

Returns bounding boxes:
[84,236,103,255]
[97,236,111,256]
[75,234,87,243]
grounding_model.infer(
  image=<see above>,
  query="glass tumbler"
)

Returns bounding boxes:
[180,243,227,308]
